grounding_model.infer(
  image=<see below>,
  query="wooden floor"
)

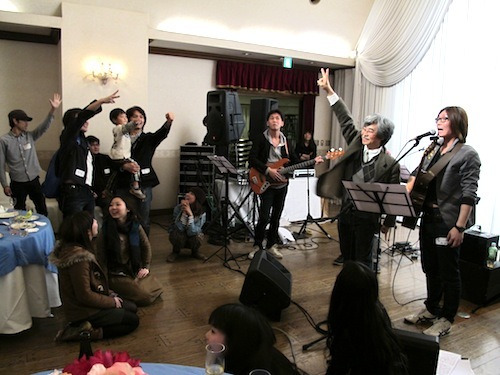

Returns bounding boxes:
[1,215,499,375]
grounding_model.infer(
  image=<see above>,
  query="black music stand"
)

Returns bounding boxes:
[342,181,416,273]
[205,156,253,268]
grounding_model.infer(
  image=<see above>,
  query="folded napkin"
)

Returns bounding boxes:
[34,221,47,227]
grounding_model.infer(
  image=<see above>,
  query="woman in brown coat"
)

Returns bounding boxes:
[50,211,139,341]
[97,196,163,306]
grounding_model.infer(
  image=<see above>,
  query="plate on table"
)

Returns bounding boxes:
[0,211,18,219]
[10,222,37,230]
[25,215,40,222]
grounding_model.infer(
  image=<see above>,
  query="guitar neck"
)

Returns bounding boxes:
[280,159,317,175]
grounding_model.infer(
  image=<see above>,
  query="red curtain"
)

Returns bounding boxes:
[216,60,319,95]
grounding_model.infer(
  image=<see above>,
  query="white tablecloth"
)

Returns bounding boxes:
[216,177,322,226]
[0,264,61,334]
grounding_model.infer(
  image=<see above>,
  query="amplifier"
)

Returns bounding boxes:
[461,230,498,266]
[460,260,500,305]
[293,169,315,178]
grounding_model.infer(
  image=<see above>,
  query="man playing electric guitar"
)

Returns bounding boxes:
[248,109,323,260]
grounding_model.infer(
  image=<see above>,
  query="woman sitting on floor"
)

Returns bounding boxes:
[206,303,304,375]
[50,211,139,341]
[326,261,408,374]
[97,195,163,306]
[166,187,207,262]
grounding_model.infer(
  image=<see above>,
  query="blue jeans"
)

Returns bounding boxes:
[420,210,461,323]
[254,186,288,249]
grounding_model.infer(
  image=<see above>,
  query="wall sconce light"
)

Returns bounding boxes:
[92,62,119,84]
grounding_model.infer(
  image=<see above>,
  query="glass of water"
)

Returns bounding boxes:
[205,343,225,375]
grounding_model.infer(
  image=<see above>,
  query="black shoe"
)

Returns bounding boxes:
[332,255,344,266]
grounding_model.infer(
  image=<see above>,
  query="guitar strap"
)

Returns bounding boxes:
[417,142,463,186]
[402,142,464,229]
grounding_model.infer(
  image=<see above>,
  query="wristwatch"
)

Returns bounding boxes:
[454,225,466,233]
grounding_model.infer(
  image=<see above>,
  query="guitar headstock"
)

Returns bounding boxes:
[325,148,345,160]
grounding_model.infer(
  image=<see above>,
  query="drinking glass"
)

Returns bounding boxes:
[205,343,225,375]
[8,197,16,211]
[249,370,271,375]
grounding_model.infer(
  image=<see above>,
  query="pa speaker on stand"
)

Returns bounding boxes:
[249,98,279,142]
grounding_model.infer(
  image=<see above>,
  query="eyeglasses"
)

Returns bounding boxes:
[435,117,449,123]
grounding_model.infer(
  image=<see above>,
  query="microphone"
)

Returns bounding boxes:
[410,129,437,141]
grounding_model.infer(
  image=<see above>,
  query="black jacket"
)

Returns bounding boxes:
[248,132,298,175]
[58,102,102,186]
[115,121,172,189]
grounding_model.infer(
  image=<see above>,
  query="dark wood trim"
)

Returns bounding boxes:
[0,28,60,45]
[149,45,321,72]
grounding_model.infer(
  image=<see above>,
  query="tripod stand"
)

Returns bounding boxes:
[295,168,332,240]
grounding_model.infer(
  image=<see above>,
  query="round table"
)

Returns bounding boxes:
[0,211,60,334]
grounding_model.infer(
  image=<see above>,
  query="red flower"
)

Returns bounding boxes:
[62,350,141,375]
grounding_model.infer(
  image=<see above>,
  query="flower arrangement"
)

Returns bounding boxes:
[50,350,146,375]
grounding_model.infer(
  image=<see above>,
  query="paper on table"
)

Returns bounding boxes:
[437,350,461,375]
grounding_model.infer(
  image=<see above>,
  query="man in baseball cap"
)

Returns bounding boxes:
[0,94,61,215]
[8,109,33,123]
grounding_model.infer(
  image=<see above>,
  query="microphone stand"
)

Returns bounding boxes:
[296,166,333,240]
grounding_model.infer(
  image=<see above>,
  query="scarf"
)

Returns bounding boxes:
[103,216,142,276]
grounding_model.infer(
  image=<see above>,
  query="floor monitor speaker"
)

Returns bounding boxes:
[394,328,439,375]
[239,249,291,321]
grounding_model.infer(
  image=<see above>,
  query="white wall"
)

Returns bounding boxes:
[0,39,61,156]
[147,54,216,209]
[59,3,149,154]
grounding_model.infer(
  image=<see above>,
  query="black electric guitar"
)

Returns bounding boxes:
[248,149,344,195]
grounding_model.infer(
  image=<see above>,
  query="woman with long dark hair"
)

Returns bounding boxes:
[50,211,139,341]
[326,261,408,374]
[97,196,163,306]
[295,130,317,161]
[206,303,303,375]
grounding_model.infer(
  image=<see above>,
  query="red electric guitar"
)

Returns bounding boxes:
[249,149,345,195]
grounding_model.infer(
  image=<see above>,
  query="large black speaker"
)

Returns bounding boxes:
[461,229,498,266]
[205,90,245,146]
[460,260,500,305]
[394,328,439,375]
[239,250,291,321]
[249,98,279,142]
